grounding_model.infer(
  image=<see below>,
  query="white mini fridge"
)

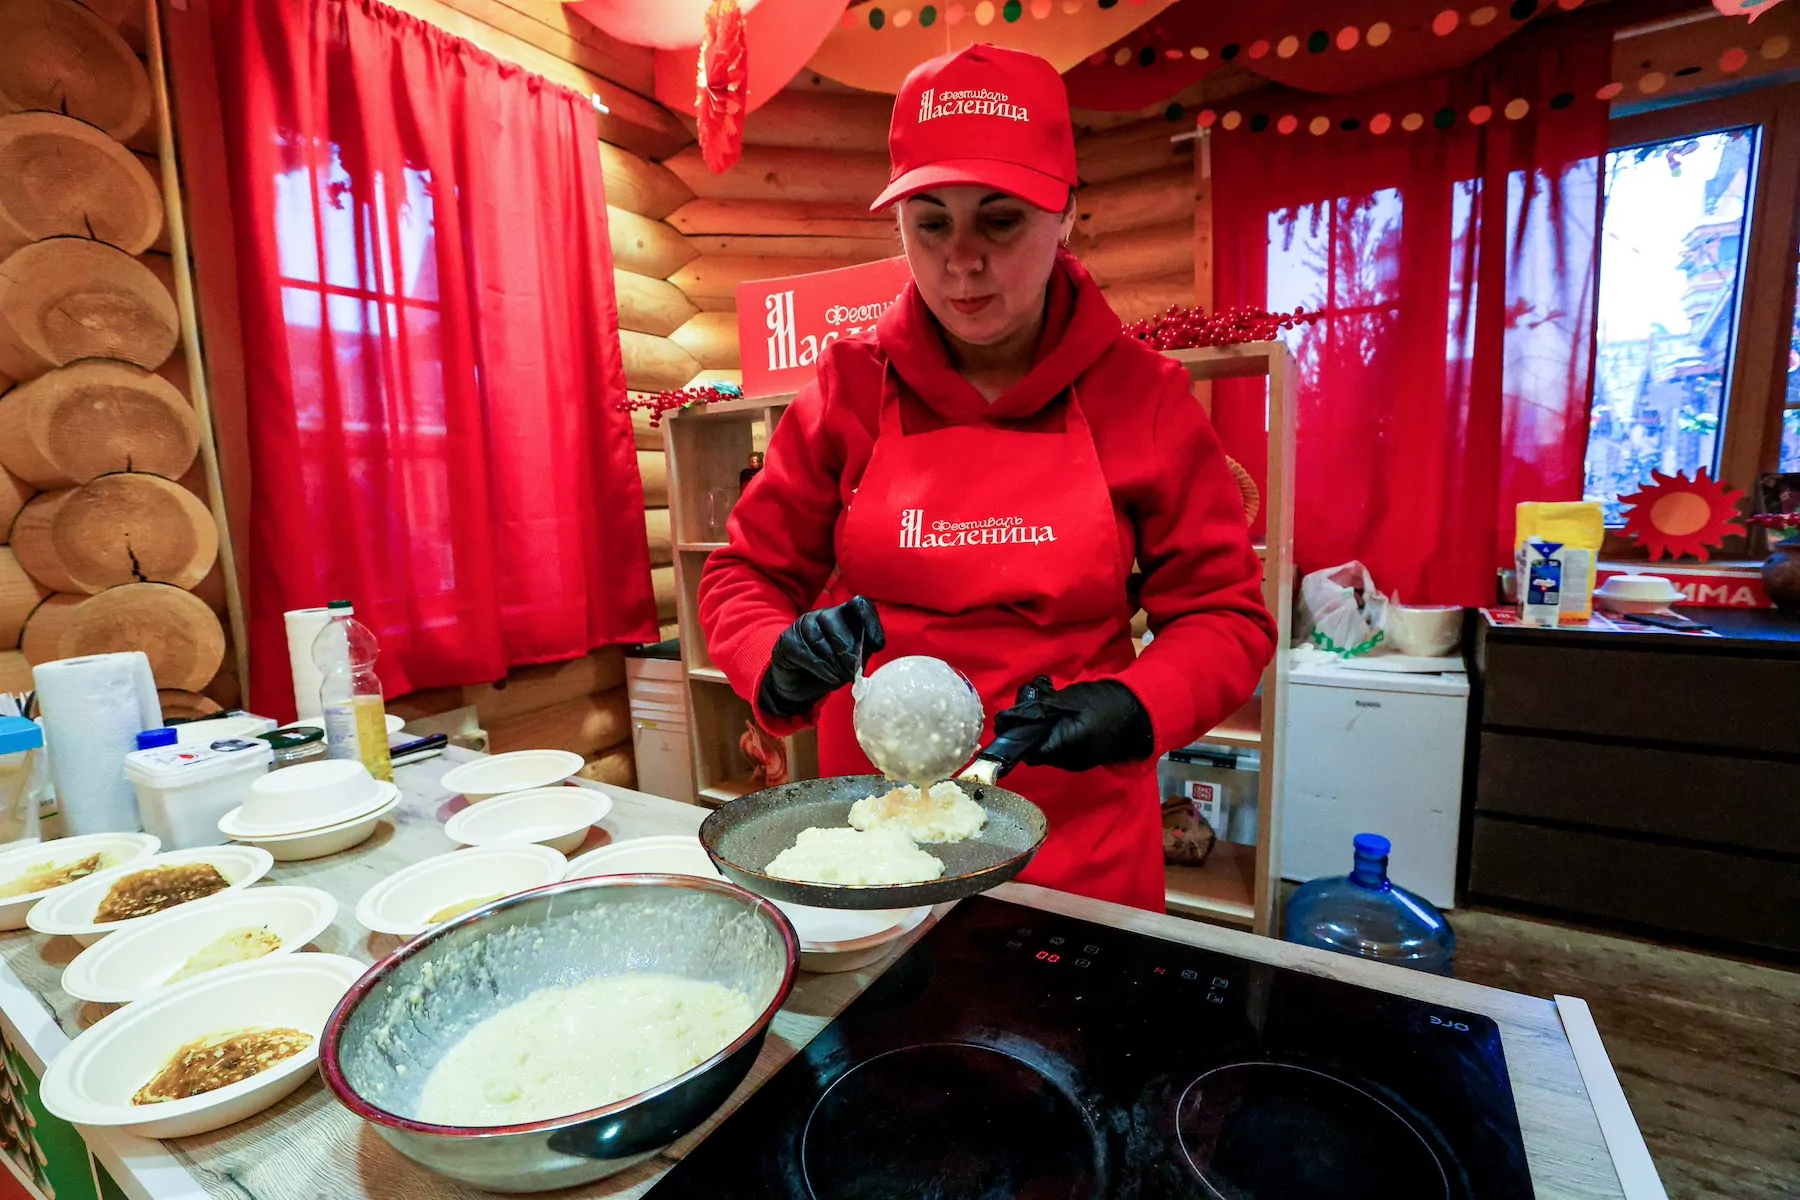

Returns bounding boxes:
[1278,657,1469,908]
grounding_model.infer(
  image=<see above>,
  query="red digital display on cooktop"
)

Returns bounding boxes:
[644,896,1534,1199]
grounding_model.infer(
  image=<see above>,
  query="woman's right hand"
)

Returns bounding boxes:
[757,597,885,718]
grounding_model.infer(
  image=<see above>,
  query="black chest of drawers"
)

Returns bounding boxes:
[1464,609,1800,956]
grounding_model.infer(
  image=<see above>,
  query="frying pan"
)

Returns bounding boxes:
[699,712,1054,910]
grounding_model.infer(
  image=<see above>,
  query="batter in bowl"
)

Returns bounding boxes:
[416,974,755,1127]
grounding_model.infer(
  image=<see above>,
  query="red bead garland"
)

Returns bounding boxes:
[617,386,738,428]
[1125,303,1316,352]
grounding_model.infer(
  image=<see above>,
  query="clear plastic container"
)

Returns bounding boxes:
[124,737,274,850]
[312,600,393,783]
[1283,833,1456,976]
[0,716,44,846]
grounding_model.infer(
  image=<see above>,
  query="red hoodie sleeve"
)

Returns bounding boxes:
[1106,378,1277,754]
[696,376,843,736]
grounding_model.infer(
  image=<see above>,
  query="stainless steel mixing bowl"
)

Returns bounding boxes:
[320,874,799,1193]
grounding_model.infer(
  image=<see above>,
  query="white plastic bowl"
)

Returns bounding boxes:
[0,833,160,931]
[61,886,339,1004]
[562,835,924,968]
[354,844,567,937]
[442,786,611,854]
[221,791,399,861]
[438,750,584,803]
[227,760,386,835]
[27,846,274,946]
[40,954,367,1138]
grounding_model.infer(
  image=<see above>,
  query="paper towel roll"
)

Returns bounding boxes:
[33,652,162,836]
[286,607,332,720]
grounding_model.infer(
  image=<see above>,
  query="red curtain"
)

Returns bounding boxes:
[1211,29,1611,606]
[204,0,657,718]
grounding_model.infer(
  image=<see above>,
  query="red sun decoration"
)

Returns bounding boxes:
[698,0,748,174]
[1618,469,1746,561]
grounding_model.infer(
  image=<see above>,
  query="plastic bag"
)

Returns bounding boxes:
[1296,561,1387,655]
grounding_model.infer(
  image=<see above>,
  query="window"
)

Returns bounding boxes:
[1583,87,1800,527]
[273,137,457,597]
[1585,129,1756,522]
[1784,257,1800,470]
[1267,189,1406,384]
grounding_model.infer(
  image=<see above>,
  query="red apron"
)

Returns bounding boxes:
[818,361,1165,911]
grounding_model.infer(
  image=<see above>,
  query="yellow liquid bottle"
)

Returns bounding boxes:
[313,600,393,782]
[351,694,393,782]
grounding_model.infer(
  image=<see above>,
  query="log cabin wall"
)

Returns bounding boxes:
[0,0,237,721]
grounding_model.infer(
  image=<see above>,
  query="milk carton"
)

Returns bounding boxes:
[1518,540,1563,627]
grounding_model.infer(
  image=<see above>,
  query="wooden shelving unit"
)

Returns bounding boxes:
[665,397,818,807]
[1157,342,1297,937]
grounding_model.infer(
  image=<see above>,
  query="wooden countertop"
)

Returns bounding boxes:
[0,752,1629,1199]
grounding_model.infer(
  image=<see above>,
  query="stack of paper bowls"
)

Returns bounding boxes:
[218,760,400,860]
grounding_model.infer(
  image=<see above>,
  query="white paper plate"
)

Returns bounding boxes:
[61,886,339,1004]
[563,835,922,953]
[442,786,610,855]
[354,844,567,937]
[0,833,160,932]
[438,750,584,803]
[564,834,721,883]
[222,793,399,862]
[27,846,274,946]
[41,954,366,1138]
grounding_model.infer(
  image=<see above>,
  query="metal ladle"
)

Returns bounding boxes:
[852,652,985,785]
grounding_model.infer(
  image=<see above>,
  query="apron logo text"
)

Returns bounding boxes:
[899,509,1056,549]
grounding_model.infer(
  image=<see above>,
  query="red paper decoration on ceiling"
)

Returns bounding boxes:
[1713,0,1788,20]
[1061,0,1554,112]
[698,0,749,173]
[651,0,849,118]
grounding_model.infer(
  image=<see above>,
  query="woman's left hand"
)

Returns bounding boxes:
[992,676,1155,771]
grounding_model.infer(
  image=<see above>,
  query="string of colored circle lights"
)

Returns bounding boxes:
[1125,304,1317,352]
[617,385,742,428]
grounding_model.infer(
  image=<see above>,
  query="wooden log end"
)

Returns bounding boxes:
[20,582,224,691]
[0,0,153,141]
[0,239,179,380]
[53,473,218,593]
[0,111,164,254]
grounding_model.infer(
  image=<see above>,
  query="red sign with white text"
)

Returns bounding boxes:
[1596,562,1771,608]
[736,257,914,398]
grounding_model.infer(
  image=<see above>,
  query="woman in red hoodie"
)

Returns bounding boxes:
[697,45,1275,912]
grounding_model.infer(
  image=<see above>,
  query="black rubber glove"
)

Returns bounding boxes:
[758,597,885,719]
[991,674,1155,772]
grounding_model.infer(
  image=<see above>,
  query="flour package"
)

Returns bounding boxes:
[1516,502,1603,623]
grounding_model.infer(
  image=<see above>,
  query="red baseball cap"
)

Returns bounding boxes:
[871,44,1077,214]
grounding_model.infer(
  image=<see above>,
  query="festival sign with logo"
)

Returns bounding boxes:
[737,257,914,398]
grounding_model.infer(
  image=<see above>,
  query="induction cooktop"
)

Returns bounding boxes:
[645,896,1535,1200]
